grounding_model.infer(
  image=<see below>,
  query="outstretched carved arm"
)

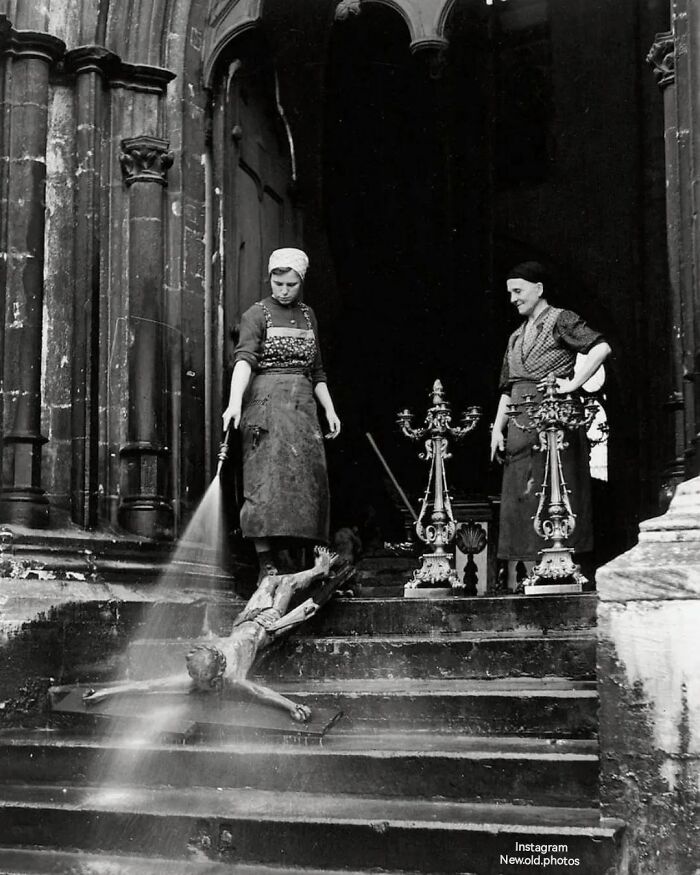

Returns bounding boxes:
[229,678,311,723]
[82,673,192,705]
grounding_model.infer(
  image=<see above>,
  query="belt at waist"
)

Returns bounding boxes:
[257,367,311,378]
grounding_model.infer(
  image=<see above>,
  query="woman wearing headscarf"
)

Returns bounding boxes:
[490,262,611,584]
[223,248,340,575]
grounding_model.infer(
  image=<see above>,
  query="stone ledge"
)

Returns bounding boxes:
[598,476,700,602]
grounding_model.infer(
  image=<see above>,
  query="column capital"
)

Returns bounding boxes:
[64,44,120,77]
[4,28,65,65]
[110,62,176,95]
[647,31,675,90]
[335,0,362,20]
[411,39,449,80]
[64,47,175,93]
[120,136,174,186]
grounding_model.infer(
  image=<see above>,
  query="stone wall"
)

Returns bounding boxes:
[597,476,700,874]
[0,0,675,560]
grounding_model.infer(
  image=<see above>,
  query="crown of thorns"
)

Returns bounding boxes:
[185,642,227,687]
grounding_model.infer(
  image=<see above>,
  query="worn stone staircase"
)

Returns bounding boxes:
[0,586,625,874]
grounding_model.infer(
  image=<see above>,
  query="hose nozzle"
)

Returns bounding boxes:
[217,425,232,476]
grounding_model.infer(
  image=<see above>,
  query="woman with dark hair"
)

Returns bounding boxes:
[223,248,341,576]
[490,262,611,586]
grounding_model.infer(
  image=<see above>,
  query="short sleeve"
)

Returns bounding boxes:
[498,351,511,395]
[553,310,605,354]
[233,304,266,368]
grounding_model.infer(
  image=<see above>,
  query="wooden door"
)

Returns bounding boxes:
[223,57,300,365]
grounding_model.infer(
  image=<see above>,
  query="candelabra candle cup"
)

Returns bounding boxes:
[462,406,482,427]
[399,379,481,597]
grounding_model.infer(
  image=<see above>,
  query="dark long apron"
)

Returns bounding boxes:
[239,372,330,543]
[498,379,593,561]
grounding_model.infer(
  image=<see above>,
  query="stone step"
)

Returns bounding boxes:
[126,630,596,682]
[48,676,598,738]
[0,848,402,875]
[57,677,597,737]
[0,731,599,807]
[0,784,625,874]
[118,594,596,640]
[274,677,598,737]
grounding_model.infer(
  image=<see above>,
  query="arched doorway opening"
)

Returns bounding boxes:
[322,2,494,542]
[210,29,302,400]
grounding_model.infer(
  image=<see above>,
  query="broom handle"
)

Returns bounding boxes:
[365,432,418,522]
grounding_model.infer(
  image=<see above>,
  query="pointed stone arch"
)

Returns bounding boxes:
[361,0,457,52]
[202,0,264,88]
[103,0,172,66]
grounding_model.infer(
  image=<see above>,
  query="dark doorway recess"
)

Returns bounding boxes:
[322,4,495,539]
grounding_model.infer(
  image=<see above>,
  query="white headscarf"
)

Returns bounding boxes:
[268,247,309,281]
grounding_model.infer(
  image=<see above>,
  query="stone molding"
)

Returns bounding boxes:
[647,31,675,89]
[597,476,700,602]
[110,62,176,94]
[120,136,174,187]
[410,37,449,78]
[410,36,449,55]
[203,0,263,87]
[65,46,175,93]
[1,26,65,66]
[0,22,175,95]
[64,45,120,78]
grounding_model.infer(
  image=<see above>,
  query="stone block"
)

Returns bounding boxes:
[597,476,700,873]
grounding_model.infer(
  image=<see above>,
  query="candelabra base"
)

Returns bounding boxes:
[523,545,586,595]
[404,551,465,597]
[523,580,583,595]
[404,586,455,599]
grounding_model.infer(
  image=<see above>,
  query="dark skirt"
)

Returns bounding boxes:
[497,380,593,561]
[239,373,330,542]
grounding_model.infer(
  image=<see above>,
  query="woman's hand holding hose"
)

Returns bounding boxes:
[222,404,241,431]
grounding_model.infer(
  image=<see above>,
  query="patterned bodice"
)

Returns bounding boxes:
[256,300,317,373]
[506,306,575,382]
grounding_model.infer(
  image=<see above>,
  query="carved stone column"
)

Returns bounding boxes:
[685,1,700,478]
[64,47,119,530]
[667,1,699,477]
[648,32,687,502]
[0,15,12,352]
[118,135,174,539]
[0,27,65,528]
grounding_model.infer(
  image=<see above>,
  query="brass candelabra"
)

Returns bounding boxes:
[398,379,481,593]
[506,374,608,593]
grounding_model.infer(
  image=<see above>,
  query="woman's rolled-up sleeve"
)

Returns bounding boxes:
[554,310,605,354]
[233,305,266,368]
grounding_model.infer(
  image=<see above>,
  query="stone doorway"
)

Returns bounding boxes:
[211,31,303,395]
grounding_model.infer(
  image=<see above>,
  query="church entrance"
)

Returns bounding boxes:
[321,4,500,544]
[209,2,637,573]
